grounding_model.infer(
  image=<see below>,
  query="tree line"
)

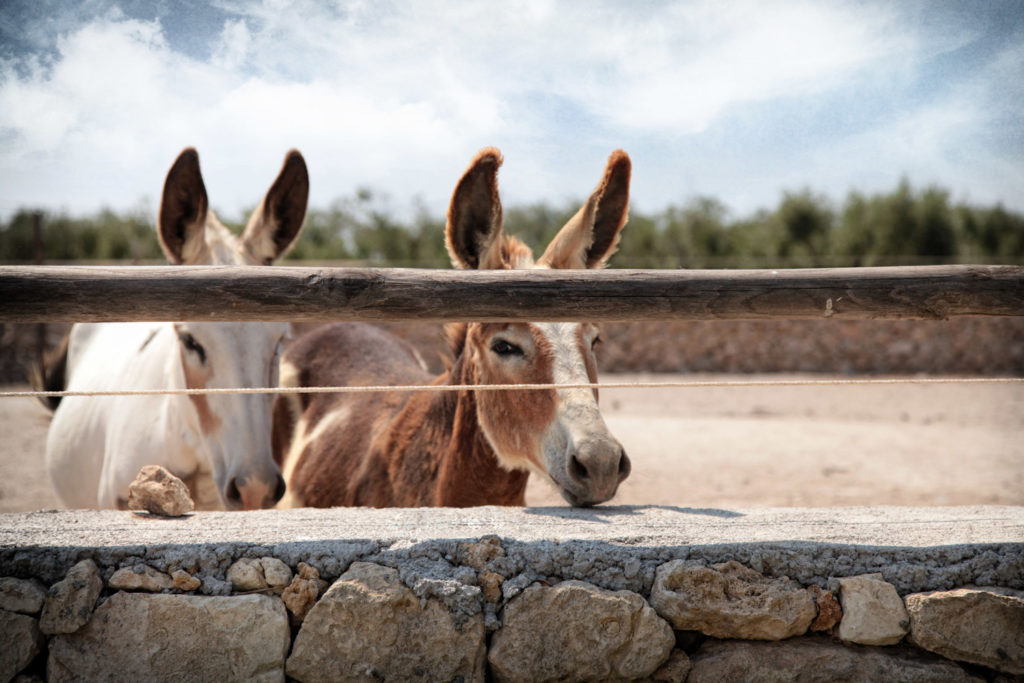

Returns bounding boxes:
[2,180,1021,267]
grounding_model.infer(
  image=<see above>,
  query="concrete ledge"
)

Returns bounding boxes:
[2,506,1021,594]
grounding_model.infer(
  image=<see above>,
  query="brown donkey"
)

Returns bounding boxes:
[273,148,632,507]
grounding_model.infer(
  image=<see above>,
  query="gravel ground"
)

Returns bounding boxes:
[2,373,1021,512]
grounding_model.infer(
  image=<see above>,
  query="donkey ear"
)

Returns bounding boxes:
[242,149,310,264]
[538,150,631,269]
[445,147,505,270]
[158,148,209,265]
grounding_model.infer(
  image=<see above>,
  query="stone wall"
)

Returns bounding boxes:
[1,506,1022,681]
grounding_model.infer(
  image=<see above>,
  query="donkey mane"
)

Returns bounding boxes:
[445,323,468,362]
[31,332,70,411]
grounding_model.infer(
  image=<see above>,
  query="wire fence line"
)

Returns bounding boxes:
[4,376,1022,401]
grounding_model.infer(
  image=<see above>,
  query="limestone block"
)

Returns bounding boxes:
[0,577,47,615]
[47,592,289,682]
[648,649,692,682]
[228,557,266,590]
[906,587,1024,675]
[39,559,103,635]
[287,562,486,683]
[836,573,909,646]
[649,560,815,640]
[808,584,841,632]
[687,637,983,682]
[488,580,674,683]
[171,569,201,591]
[281,562,322,623]
[260,558,293,590]
[0,610,45,682]
[108,564,173,592]
[228,557,293,592]
[127,464,195,517]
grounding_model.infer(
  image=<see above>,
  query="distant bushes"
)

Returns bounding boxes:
[0,206,157,263]
[2,180,1021,267]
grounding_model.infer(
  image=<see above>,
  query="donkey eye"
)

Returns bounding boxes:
[179,333,206,364]
[491,340,524,357]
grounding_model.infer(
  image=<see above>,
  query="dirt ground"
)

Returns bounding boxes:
[1,374,1022,513]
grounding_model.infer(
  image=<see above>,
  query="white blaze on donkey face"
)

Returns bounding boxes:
[44,148,308,510]
[536,322,628,506]
[470,319,628,507]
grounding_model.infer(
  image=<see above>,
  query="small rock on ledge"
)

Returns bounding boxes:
[127,465,195,517]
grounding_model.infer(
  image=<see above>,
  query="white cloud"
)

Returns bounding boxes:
[211,19,251,71]
[511,1,910,134]
[0,4,510,217]
[0,0,1020,222]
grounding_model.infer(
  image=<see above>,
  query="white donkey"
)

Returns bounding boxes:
[43,148,308,510]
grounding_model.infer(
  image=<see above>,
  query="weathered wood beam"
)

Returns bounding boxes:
[1,264,1021,322]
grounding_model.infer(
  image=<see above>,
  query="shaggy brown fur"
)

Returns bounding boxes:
[274,148,631,508]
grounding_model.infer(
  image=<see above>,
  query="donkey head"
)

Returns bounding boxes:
[157,148,308,509]
[445,148,632,506]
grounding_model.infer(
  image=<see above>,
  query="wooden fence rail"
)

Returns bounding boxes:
[1,264,1021,323]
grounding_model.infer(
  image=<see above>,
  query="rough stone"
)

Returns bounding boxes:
[12,674,44,683]
[649,560,816,640]
[687,637,983,682]
[260,557,293,590]
[906,587,1024,675]
[39,558,103,635]
[287,562,486,682]
[488,580,674,683]
[227,557,293,592]
[0,610,45,682]
[460,536,504,570]
[171,569,201,591]
[808,585,842,632]
[227,557,266,591]
[281,562,322,624]
[126,464,195,517]
[648,649,692,682]
[47,592,289,682]
[108,564,173,592]
[836,573,909,646]
[0,577,47,614]
[478,569,504,603]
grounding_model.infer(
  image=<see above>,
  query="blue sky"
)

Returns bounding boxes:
[1,0,1022,224]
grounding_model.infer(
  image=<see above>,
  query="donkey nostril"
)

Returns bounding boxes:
[569,455,589,482]
[618,450,632,480]
[273,475,287,503]
[225,478,242,505]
